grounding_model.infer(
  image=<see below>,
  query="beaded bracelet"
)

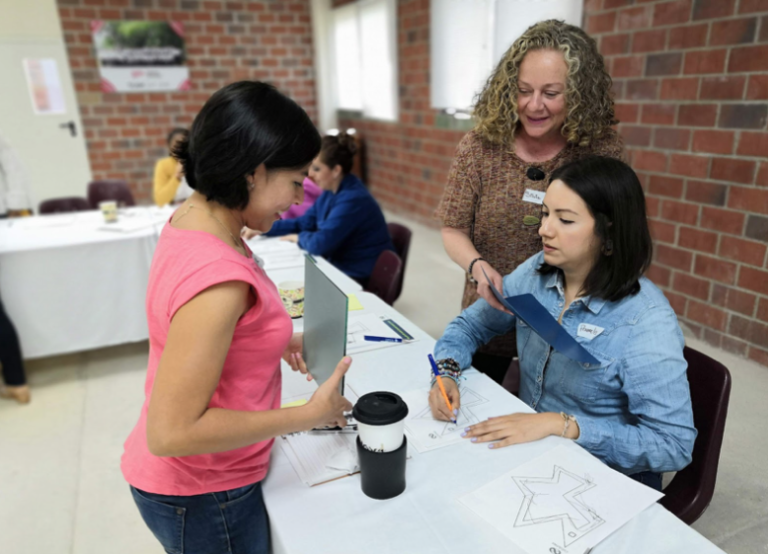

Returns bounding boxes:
[430,358,462,388]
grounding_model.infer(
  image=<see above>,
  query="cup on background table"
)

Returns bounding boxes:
[353,391,409,499]
[278,280,305,319]
[99,201,118,223]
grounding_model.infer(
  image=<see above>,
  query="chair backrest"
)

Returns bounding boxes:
[38,196,91,215]
[364,250,403,306]
[87,180,136,209]
[386,222,412,302]
[660,346,732,525]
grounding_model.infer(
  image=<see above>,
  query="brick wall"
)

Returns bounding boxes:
[57,0,316,203]
[586,0,768,366]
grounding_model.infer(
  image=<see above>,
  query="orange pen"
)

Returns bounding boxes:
[428,354,457,424]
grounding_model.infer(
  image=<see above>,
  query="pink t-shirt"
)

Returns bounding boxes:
[121,218,293,496]
[280,177,322,220]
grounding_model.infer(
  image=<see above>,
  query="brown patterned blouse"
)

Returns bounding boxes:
[435,128,625,358]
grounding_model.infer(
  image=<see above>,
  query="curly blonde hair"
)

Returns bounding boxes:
[473,20,617,147]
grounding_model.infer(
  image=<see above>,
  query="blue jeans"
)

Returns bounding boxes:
[629,471,663,491]
[130,482,269,554]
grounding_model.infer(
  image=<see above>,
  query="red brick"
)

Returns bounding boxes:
[662,199,699,224]
[647,263,672,287]
[693,0,736,20]
[678,104,717,126]
[601,33,631,56]
[660,77,699,100]
[626,79,659,100]
[642,104,676,125]
[711,158,756,184]
[730,315,768,348]
[685,180,727,205]
[687,300,728,331]
[669,154,709,177]
[615,102,640,123]
[658,244,694,270]
[695,254,738,284]
[729,45,768,72]
[632,29,668,53]
[649,174,685,197]
[700,76,747,99]
[620,125,653,146]
[737,132,768,158]
[665,290,689,315]
[746,75,768,99]
[702,327,724,348]
[719,236,768,266]
[613,55,645,78]
[758,297,768,321]
[740,266,768,294]
[758,163,768,187]
[649,218,678,243]
[605,0,633,7]
[692,130,735,154]
[672,272,710,300]
[722,335,750,356]
[668,23,708,49]
[679,227,718,253]
[748,346,768,367]
[729,186,768,214]
[701,207,746,234]
[740,0,768,13]
[653,0,693,26]
[683,49,727,74]
[710,17,758,45]
[618,6,652,30]
[587,12,617,34]
[654,128,691,150]
[646,194,661,217]
[634,150,668,172]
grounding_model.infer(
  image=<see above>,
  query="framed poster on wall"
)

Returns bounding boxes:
[91,20,190,92]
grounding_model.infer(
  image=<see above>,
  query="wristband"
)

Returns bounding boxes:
[467,257,485,284]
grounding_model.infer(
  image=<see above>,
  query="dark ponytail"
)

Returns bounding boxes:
[319,132,358,175]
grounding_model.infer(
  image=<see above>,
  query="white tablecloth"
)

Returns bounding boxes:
[262,290,725,554]
[0,208,171,359]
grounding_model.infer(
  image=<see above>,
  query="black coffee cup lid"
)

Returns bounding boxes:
[353,392,409,425]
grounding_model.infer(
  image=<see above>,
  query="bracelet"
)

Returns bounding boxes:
[467,257,485,284]
[560,412,576,438]
[430,358,462,387]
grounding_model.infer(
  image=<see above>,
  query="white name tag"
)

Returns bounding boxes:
[577,323,604,341]
[522,189,546,205]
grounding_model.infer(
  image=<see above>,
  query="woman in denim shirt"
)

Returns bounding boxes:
[430,156,696,490]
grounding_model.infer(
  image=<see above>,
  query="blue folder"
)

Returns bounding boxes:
[482,268,599,365]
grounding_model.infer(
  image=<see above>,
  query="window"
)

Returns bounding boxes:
[330,0,398,121]
[430,0,584,111]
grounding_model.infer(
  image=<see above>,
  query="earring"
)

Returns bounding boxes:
[248,181,255,190]
[602,239,614,256]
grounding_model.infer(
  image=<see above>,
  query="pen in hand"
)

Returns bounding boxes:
[428,353,457,424]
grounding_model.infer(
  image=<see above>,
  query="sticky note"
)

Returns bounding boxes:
[347,294,364,311]
[281,399,308,409]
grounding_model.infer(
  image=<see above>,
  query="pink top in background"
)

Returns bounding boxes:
[281,177,322,219]
[121,217,293,496]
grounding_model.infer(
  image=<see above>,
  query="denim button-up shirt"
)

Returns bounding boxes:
[435,252,696,475]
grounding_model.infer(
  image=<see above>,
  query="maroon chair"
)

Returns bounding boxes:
[364,250,403,306]
[38,196,90,215]
[387,222,412,302]
[87,180,135,209]
[660,346,731,525]
[501,358,520,396]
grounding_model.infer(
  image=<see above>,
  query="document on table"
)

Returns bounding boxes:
[246,237,305,270]
[279,389,360,487]
[459,445,664,554]
[401,372,506,453]
[16,215,77,229]
[346,313,416,355]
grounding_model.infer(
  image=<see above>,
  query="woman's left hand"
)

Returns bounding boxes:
[462,412,563,449]
[283,333,312,380]
[280,234,299,243]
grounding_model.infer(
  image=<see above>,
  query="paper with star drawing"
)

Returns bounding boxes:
[459,445,663,554]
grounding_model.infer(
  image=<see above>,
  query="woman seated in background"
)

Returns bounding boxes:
[429,156,696,491]
[153,127,192,206]
[280,176,321,220]
[262,132,394,287]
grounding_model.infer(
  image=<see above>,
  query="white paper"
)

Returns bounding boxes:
[460,445,664,554]
[247,237,306,270]
[23,59,66,115]
[346,313,415,354]
[15,215,76,229]
[401,372,504,453]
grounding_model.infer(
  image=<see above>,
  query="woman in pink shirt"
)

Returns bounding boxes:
[121,81,353,554]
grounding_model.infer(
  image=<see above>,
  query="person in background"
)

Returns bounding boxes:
[0,295,29,404]
[436,20,624,384]
[280,176,321,220]
[262,132,394,287]
[153,127,191,206]
[122,82,352,554]
[430,157,695,491]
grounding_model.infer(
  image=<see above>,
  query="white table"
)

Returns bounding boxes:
[0,207,172,359]
[262,290,725,554]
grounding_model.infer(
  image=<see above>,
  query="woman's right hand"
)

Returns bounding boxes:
[473,261,511,314]
[241,226,261,240]
[429,378,461,422]
[307,357,354,428]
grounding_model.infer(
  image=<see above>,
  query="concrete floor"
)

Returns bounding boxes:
[1,211,766,553]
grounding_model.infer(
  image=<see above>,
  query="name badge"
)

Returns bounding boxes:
[522,189,545,205]
[577,323,604,341]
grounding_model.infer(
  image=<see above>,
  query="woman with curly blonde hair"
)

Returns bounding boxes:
[435,19,624,384]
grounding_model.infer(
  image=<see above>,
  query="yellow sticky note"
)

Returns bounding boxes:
[281,399,308,409]
[348,294,364,311]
